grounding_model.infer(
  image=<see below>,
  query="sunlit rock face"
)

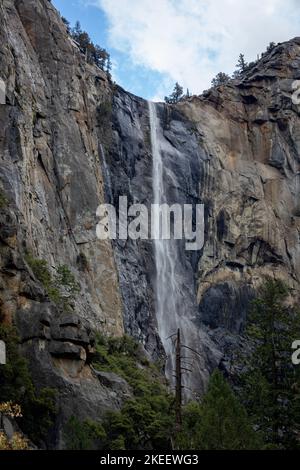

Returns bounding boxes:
[1,0,300,446]
[181,42,300,333]
[106,39,300,394]
[177,42,300,372]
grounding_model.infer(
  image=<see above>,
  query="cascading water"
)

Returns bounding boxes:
[149,100,177,380]
[148,100,203,391]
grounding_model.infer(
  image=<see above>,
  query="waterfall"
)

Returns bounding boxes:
[148,101,218,397]
[149,101,188,386]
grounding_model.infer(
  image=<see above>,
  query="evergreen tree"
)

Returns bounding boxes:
[267,42,276,52]
[61,17,70,34]
[241,278,300,449]
[106,56,112,76]
[92,45,106,69]
[236,53,248,73]
[165,82,184,104]
[177,370,260,450]
[72,21,82,41]
[78,31,91,53]
[211,72,230,87]
[70,20,111,73]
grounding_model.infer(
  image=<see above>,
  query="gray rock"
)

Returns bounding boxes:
[93,370,131,396]
[1,0,300,448]
[2,416,15,440]
[48,341,87,361]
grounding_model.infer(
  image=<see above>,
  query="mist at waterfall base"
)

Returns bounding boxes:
[148,101,218,399]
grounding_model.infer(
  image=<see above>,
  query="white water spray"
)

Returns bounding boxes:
[149,101,193,384]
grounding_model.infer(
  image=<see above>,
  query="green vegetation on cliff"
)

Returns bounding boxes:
[64,335,257,450]
[25,255,80,311]
[0,325,56,445]
[0,190,8,209]
[1,277,298,450]
[63,279,300,451]
[93,335,174,450]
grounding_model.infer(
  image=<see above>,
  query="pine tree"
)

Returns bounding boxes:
[70,20,111,74]
[72,21,82,41]
[106,56,112,76]
[61,17,70,34]
[78,31,91,53]
[165,82,184,104]
[241,278,300,449]
[211,72,230,87]
[236,53,248,73]
[267,42,276,52]
[178,370,261,450]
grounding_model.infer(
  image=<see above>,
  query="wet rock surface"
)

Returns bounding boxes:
[0,0,300,446]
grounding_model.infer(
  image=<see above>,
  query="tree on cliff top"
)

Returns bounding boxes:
[165,82,184,104]
[211,72,231,87]
[236,53,248,73]
[67,20,111,74]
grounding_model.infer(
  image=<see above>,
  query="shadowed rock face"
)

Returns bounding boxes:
[0,0,125,448]
[1,0,300,447]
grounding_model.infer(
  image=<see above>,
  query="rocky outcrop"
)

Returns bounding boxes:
[0,201,131,449]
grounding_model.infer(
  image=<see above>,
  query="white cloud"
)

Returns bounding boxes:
[91,0,300,99]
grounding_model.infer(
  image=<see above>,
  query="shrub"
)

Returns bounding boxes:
[63,416,106,450]
[211,72,231,87]
[0,190,8,209]
[54,265,80,296]
[0,432,29,450]
[0,324,56,445]
[0,402,29,450]
[25,255,80,311]
[92,334,174,450]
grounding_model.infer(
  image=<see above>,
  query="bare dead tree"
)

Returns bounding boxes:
[175,329,182,431]
[168,329,201,435]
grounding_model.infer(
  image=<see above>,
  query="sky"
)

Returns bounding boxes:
[52,0,300,101]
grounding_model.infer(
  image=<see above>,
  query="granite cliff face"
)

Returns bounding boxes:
[182,45,300,361]
[1,0,300,448]
[107,41,300,388]
[0,0,124,448]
